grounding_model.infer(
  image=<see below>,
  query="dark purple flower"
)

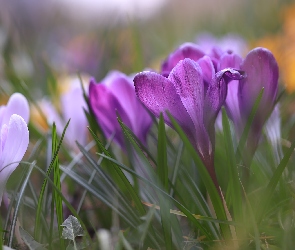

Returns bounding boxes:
[160,42,279,151]
[160,42,245,116]
[134,58,244,187]
[89,71,152,148]
[238,48,279,150]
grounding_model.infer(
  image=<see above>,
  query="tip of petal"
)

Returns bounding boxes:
[89,77,97,86]
[4,93,30,125]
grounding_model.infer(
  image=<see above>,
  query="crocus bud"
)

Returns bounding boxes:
[237,48,279,150]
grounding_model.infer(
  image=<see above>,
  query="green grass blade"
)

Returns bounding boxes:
[138,207,157,248]
[97,153,219,240]
[75,142,143,226]
[157,114,168,190]
[8,161,35,247]
[60,165,138,228]
[257,138,295,222]
[117,231,134,250]
[117,119,157,179]
[235,88,264,162]
[177,168,220,238]
[34,120,70,240]
[170,142,183,197]
[221,108,242,225]
[241,185,261,250]
[157,114,172,249]
[33,165,92,246]
[51,123,65,249]
[117,117,183,246]
[166,112,230,238]
[87,127,146,216]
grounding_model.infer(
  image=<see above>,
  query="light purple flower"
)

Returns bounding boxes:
[195,32,248,58]
[40,76,89,151]
[264,104,282,164]
[0,93,29,206]
[134,58,244,187]
[89,71,152,148]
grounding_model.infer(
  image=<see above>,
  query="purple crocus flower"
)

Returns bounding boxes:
[160,38,247,119]
[219,48,278,147]
[161,42,279,152]
[134,58,244,188]
[89,71,152,148]
[0,93,29,206]
[161,43,205,77]
[161,34,248,78]
[237,48,279,151]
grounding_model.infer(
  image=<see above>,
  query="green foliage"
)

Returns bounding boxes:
[34,121,70,242]
[52,123,65,249]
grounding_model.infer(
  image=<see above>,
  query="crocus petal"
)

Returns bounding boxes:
[134,70,197,144]
[264,104,283,164]
[89,80,132,147]
[218,52,242,71]
[218,53,243,125]
[1,93,30,127]
[104,72,152,145]
[0,107,5,126]
[169,58,204,130]
[161,43,205,76]
[0,124,8,161]
[0,114,29,206]
[239,48,279,124]
[168,58,212,157]
[61,86,88,146]
[205,68,245,129]
[41,99,65,136]
[197,55,215,90]
[102,71,139,132]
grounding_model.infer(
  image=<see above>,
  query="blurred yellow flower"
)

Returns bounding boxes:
[253,3,295,92]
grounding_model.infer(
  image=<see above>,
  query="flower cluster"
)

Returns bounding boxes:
[85,39,278,192]
[133,42,278,187]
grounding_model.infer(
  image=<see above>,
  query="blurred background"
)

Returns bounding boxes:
[0,0,293,96]
[2,1,295,247]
